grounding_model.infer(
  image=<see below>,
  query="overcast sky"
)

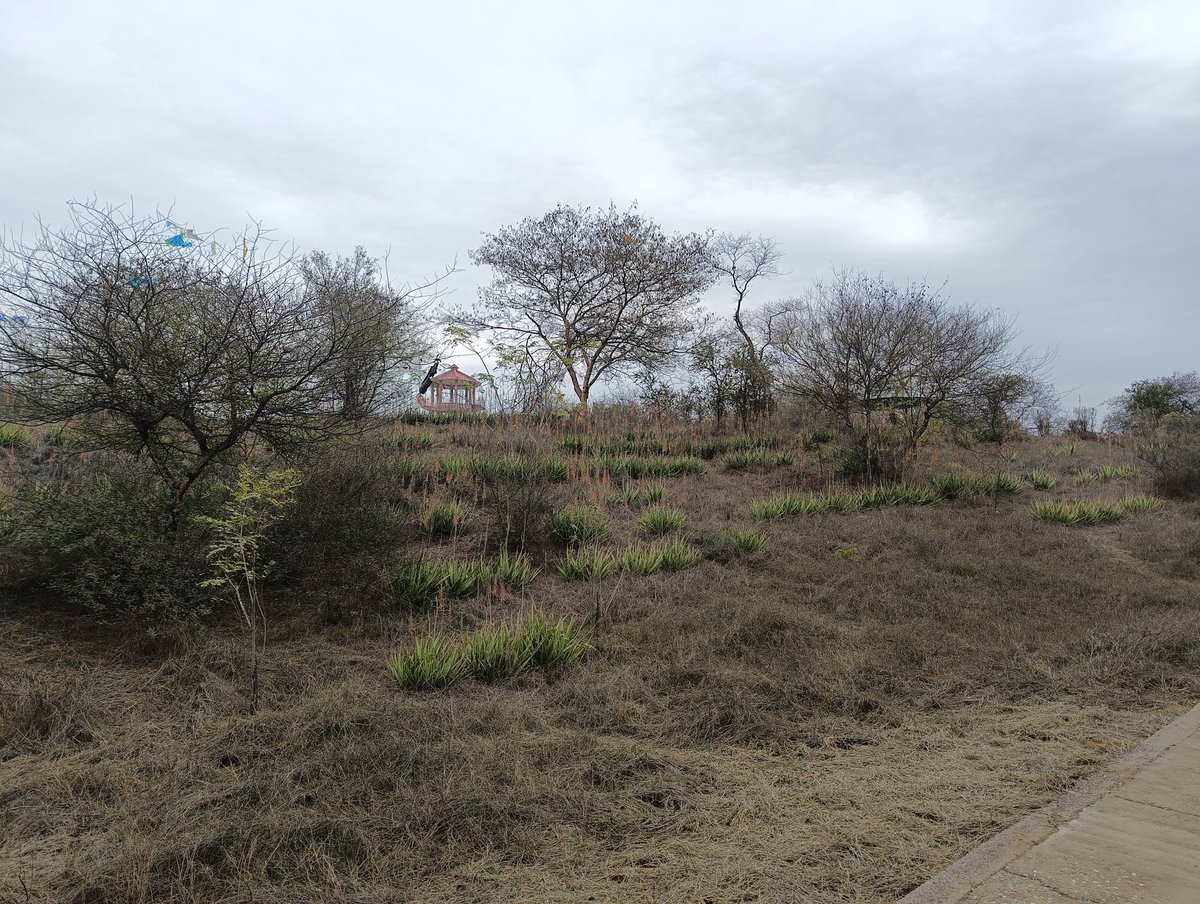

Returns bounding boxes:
[2,1,1197,408]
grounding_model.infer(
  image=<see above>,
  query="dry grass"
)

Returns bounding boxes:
[1,429,1198,903]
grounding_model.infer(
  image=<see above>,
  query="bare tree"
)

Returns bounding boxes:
[773,268,1029,480]
[709,234,785,430]
[0,201,442,531]
[301,247,432,419]
[709,233,783,359]
[459,203,714,409]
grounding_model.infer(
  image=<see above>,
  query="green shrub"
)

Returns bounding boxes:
[388,635,467,690]
[2,459,215,621]
[543,458,570,482]
[1119,494,1163,514]
[617,543,665,575]
[394,609,590,690]
[613,482,667,506]
[858,484,939,508]
[931,473,1020,499]
[978,473,1022,495]
[638,505,686,535]
[487,548,539,590]
[1030,470,1057,490]
[460,624,520,682]
[551,504,610,545]
[930,473,972,499]
[440,560,483,599]
[0,424,33,447]
[657,537,701,571]
[1032,500,1124,525]
[395,457,425,487]
[396,430,434,451]
[422,499,470,537]
[512,609,590,667]
[1048,441,1081,457]
[556,436,586,454]
[728,528,766,554]
[587,454,704,479]
[558,546,616,580]
[436,456,469,481]
[1075,465,1138,485]
[386,561,446,607]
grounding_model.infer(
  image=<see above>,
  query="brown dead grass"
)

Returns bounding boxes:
[1,432,1198,903]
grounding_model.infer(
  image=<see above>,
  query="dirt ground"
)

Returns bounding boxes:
[2,434,1197,903]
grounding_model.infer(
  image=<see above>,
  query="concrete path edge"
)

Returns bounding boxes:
[898,701,1200,903]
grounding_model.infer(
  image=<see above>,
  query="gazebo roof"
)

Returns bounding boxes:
[431,363,481,386]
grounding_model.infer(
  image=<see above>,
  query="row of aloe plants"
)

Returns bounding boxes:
[558,537,701,580]
[388,609,590,690]
[387,550,538,607]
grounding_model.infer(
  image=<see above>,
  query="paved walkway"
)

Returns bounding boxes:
[901,701,1200,903]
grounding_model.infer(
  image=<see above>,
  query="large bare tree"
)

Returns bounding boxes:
[460,204,714,408]
[0,201,440,530]
[773,268,1029,480]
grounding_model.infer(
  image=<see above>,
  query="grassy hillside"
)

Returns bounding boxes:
[2,423,1197,902]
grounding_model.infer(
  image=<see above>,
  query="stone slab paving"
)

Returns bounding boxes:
[900,701,1200,903]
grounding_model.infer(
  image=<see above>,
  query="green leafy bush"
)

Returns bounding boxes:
[638,505,686,535]
[656,537,701,571]
[551,504,610,545]
[1030,470,1057,490]
[728,528,766,553]
[388,635,467,690]
[389,610,589,690]
[558,546,616,581]
[422,500,470,537]
[1032,500,1124,525]
[2,458,215,621]
[617,543,665,575]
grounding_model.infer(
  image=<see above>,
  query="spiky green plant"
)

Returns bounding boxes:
[511,609,591,667]
[1030,470,1057,490]
[437,456,469,481]
[1048,441,1080,457]
[388,635,467,690]
[588,454,705,480]
[422,499,470,537]
[978,473,1022,495]
[558,545,617,581]
[656,536,701,571]
[617,543,665,575]
[440,560,483,598]
[460,624,521,682]
[550,504,610,545]
[543,458,570,482]
[641,483,666,504]
[1076,465,1138,485]
[774,450,796,467]
[0,424,33,447]
[1032,500,1124,525]
[1119,494,1162,514]
[387,561,444,607]
[488,548,539,590]
[931,473,973,500]
[395,457,425,487]
[397,430,434,450]
[729,528,767,553]
[723,448,770,470]
[638,505,686,535]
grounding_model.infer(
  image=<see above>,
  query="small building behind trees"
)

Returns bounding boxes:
[417,364,484,413]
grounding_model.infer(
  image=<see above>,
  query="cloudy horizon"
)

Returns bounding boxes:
[3,0,1197,411]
